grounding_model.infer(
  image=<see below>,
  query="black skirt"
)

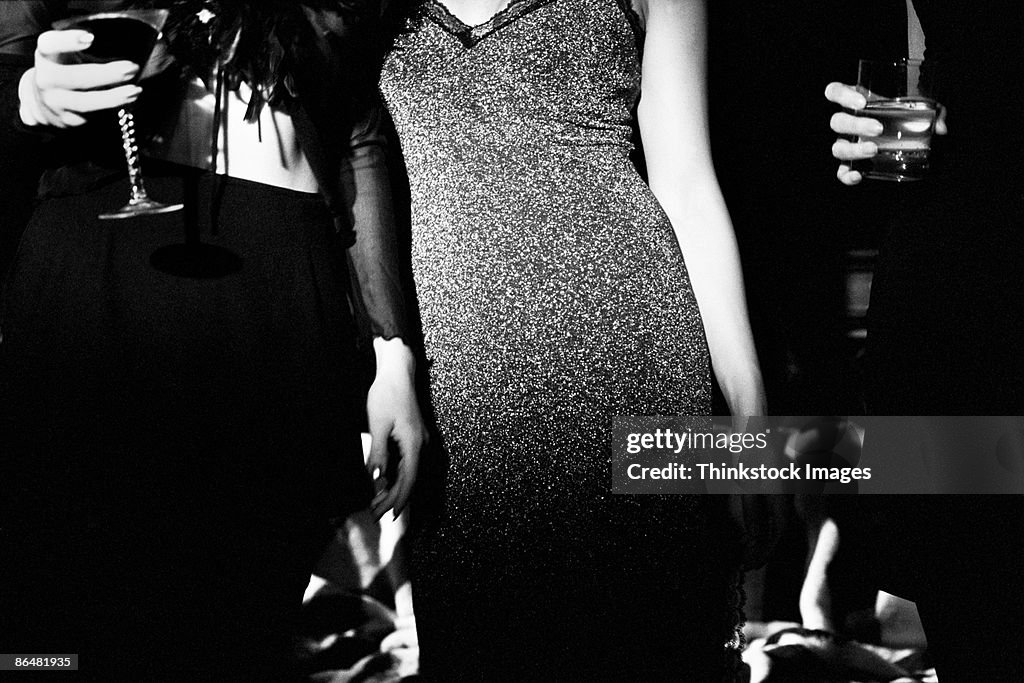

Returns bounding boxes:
[0,169,373,679]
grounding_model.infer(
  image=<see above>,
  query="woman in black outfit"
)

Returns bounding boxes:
[0,2,425,680]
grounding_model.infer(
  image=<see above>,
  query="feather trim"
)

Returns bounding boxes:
[157,1,370,120]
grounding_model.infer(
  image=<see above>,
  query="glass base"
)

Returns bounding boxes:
[854,150,930,183]
[862,172,924,183]
[99,198,184,220]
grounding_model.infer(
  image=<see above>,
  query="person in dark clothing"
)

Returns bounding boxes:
[707,0,907,415]
[0,2,426,680]
[828,0,1024,415]
[826,2,1024,680]
[0,5,47,280]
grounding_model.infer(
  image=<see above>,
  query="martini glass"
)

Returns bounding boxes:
[53,9,184,219]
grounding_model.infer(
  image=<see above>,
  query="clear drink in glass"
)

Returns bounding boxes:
[852,58,939,182]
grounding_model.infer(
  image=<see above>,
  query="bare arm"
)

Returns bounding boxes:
[636,0,764,417]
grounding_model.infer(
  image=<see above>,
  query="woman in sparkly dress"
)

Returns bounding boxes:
[380,0,765,679]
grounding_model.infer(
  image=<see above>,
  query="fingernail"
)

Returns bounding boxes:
[78,32,94,45]
[126,86,142,99]
[870,121,884,135]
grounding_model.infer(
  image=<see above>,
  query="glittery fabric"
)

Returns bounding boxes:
[381,1,741,679]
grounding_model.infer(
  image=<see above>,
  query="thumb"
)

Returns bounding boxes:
[935,105,948,135]
[366,426,389,481]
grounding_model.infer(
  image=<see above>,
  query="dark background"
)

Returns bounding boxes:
[707,0,907,415]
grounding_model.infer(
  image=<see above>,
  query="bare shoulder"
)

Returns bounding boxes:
[634,0,702,23]
[634,0,701,13]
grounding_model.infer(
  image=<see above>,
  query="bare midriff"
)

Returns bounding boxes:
[151,76,319,194]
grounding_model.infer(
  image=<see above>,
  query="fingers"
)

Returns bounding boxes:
[830,113,877,186]
[21,73,141,128]
[831,138,877,162]
[826,81,876,187]
[36,29,95,58]
[23,30,143,128]
[36,58,140,90]
[17,69,71,126]
[380,459,414,520]
[829,111,882,138]
[367,420,426,519]
[40,83,141,116]
[824,81,866,110]
[836,162,863,186]
[36,30,140,90]
[390,429,425,518]
[371,436,424,519]
[935,105,948,135]
[832,134,872,184]
[366,425,390,515]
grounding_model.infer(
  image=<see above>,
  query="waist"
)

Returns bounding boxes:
[147,78,319,194]
[404,136,636,174]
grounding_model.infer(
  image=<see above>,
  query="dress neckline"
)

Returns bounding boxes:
[424,0,557,48]
[421,0,644,53]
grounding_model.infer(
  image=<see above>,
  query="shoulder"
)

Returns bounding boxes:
[632,0,704,45]
[634,0,702,15]
[632,0,705,33]
[630,0,704,22]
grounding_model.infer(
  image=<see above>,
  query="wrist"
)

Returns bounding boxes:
[373,336,415,377]
[719,372,766,416]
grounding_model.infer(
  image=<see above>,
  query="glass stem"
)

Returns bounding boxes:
[116,107,148,204]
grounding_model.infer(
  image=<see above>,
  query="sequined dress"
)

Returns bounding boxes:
[381,1,741,679]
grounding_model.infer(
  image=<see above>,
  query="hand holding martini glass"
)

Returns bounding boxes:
[44,9,184,219]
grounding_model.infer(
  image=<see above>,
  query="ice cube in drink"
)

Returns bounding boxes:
[854,98,938,181]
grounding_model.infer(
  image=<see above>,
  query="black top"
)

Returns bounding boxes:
[914,0,1024,190]
[0,0,409,341]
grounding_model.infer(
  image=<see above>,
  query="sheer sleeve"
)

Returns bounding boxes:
[1,2,52,276]
[286,3,410,343]
[336,98,409,341]
[0,0,51,130]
